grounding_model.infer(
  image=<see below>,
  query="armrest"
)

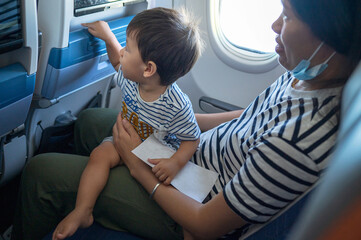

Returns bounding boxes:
[199,96,243,113]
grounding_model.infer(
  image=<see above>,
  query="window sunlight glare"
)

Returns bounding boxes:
[220,0,282,53]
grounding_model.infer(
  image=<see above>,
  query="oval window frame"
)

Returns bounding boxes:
[207,0,280,73]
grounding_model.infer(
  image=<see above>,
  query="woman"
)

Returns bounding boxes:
[12,0,360,239]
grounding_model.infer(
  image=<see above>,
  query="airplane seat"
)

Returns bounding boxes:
[0,0,38,186]
[287,61,361,240]
[27,0,147,157]
[34,0,147,103]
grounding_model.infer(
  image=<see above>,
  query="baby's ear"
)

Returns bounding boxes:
[143,61,157,78]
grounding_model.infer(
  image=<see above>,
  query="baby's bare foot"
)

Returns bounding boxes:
[52,208,94,240]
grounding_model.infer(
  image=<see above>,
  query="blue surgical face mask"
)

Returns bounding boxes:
[291,42,336,80]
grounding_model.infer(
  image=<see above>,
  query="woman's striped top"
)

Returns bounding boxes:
[191,72,342,223]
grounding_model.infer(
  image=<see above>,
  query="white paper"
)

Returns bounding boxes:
[132,134,218,202]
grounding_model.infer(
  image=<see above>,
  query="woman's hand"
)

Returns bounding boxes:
[112,114,144,172]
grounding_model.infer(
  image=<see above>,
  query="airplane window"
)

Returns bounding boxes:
[0,0,23,54]
[207,0,282,72]
[219,0,282,54]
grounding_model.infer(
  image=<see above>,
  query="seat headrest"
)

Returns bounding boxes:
[338,61,361,140]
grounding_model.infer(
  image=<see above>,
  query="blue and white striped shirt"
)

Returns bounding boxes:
[192,72,342,223]
[113,70,200,149]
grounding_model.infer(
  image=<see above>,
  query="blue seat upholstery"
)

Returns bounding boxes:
[39,16,132,100]
[0,64,35,137]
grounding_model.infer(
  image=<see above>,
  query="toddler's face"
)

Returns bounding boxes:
[119,35,146,82]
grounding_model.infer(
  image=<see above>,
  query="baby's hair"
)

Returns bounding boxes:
[127,7,204,85]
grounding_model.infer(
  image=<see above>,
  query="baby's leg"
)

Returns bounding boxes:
[53,142,121,240]
[52,207,94,240]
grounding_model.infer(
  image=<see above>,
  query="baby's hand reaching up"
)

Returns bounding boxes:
[82,21,114,42]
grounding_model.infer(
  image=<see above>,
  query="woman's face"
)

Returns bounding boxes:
[271,0,322,71]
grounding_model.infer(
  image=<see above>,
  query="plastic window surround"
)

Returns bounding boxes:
[207,0,280,73]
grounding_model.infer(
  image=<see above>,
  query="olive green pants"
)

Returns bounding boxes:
[12,108,183,240]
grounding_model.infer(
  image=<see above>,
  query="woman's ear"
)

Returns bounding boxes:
[143,61,157,78]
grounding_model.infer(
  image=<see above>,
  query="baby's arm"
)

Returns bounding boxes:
[150,138,200,185]
[82,21,122,71]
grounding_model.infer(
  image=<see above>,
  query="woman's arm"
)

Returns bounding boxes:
[134,164,246,239]
[195,110,244,132]
[112,115,246,239]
